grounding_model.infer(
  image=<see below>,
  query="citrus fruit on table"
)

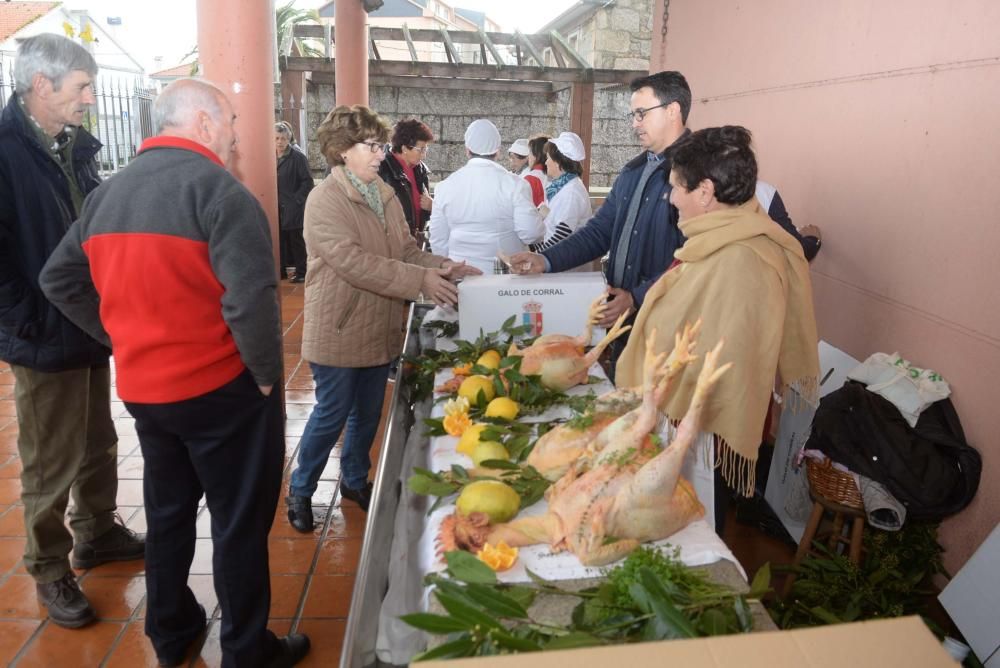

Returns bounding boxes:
[471,441,510,467]
[456,423,488,456]
[458,375,496,403]
[484,397,519,420]
[476,350,501,370]
[456,480,520,523]
[477,541,519,571]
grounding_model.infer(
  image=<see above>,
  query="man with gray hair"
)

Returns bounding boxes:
[40,78,309,667]
[0,33,144,629]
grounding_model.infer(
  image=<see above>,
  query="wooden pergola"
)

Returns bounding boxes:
[280,24,647,185]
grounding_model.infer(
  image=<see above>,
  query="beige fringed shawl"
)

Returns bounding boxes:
[615,199,819,496]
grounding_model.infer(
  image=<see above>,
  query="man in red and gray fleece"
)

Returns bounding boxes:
[39,79,309,668]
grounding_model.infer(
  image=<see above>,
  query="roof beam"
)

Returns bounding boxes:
[314,73,556,94]
[478,28,504,67]
[401,23,419,63]
[549,29,591,69]
[295,24,548,49]
[439,28,462,64]
[514,30,545,68]
[284,56,641,84]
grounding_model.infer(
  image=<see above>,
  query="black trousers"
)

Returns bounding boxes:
[126,370,283,668]
[279,227,307,277]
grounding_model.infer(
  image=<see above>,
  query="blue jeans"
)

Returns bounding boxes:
[289,362,389,496]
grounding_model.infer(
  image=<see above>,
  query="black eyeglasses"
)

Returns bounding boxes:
[626,101,672,122]
[359,140,385,154]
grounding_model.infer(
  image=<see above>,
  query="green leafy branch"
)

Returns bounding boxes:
[403,547,765,660]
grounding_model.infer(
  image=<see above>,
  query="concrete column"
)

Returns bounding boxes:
[569,82,594,189]
[196,0,279,266]
[650,0,669,73]
[334,0,369,106]
[280,68,307,145]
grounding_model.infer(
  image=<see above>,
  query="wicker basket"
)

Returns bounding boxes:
[806,458,864,510]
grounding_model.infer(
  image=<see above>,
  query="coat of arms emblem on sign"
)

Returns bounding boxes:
[522,300,543,337]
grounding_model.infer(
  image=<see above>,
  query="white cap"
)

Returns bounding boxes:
[464,119,502,155]
[508,138,530,156]
[551,131,586,161]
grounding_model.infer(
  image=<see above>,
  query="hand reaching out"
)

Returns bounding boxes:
[422,268,460,307]
[595,287,634,328]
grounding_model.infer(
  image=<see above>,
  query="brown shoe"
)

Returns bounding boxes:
[72,517,145,569]
[36,572,95,628]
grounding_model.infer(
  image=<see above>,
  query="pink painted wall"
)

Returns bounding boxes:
[658,0,1000,571]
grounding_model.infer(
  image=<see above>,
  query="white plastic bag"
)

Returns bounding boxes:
[846,352,950,427]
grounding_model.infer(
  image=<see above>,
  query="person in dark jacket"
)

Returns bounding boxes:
[276,122,313,282]
[40,78,310,668]
[756,180,822,261]
[509,71,693,365]
[0,33,144,629]
[377,118,434,240]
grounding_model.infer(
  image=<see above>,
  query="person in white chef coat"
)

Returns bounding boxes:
[429,119,544,274]
[507,138,531,176]
[532,132,591,253]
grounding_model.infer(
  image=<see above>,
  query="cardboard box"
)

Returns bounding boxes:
[938,523,1000,666]
[421,616,957,667]
[457,272,607,345]
[764,341,860,542]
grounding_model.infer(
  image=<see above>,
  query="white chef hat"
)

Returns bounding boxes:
[464,119,502,155]
[551,131,586,162]
[508,138,530,156]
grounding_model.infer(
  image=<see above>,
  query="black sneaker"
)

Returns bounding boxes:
[286,495,314,533]
[339,481,373,512]
[36,572,95,628]
[72,516,146,569]
[156,603,207,667]
[265,633,311,667]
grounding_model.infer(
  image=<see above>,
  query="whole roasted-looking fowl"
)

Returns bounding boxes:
[526,322,700,481]
[441,328,730,567]
[507,298,631,391]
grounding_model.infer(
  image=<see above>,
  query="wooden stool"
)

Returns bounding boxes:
[783,459,866,597]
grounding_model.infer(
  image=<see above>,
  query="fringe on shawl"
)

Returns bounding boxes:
[784,375,819,410]
[716,375,817,498]
[717,436,756,499]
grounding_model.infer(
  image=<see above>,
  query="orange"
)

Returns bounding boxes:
[477,541,519,571]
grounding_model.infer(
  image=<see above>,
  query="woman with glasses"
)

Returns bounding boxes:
[286,105,480,528]
[378,118,435,240]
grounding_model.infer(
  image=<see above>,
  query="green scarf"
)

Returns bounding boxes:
[342,165,385,226]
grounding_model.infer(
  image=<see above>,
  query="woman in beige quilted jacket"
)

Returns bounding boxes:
[286,106,480,530]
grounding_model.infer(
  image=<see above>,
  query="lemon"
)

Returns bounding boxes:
[457,423,488,456]
[476,350,502,370]
[484,397,519,421]
[458,375,496,404]
[471,441,510,467]
[456,480,520,523]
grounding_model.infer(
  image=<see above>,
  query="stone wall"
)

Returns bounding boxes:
[576,0,653,71]
[305,83,640,188]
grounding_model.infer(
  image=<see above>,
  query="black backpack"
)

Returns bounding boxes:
[805,381,982,521]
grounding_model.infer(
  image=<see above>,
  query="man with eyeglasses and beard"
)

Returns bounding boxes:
[509,71,693,372]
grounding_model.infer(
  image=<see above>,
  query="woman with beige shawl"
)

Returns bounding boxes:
[614,126,819,527]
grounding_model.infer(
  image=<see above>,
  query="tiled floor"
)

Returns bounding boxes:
[0,281,795,666]
[0,281,375,667]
